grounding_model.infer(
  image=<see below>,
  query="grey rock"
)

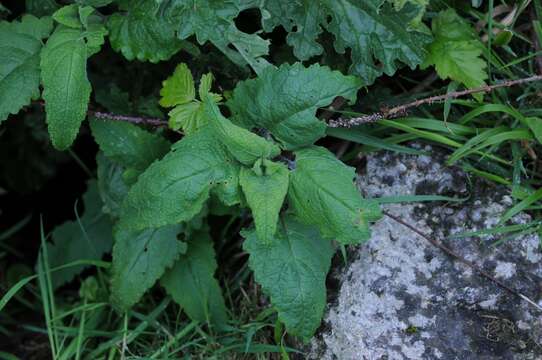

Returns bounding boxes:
[309,147,542,360]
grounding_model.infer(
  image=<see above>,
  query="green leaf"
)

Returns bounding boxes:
[89,119,171,175]
[161,227,228,327]
[107,0,183,62]
[261,0,324,61]
[288,146,381,244]
[53,5,82,28]
[526,117,542,144]
[166,0,270,71]
[167,102,204,134]
[118,127,239,231]
[159,63,195,107]
[96,152,129,219]
[46,181,114,289]
[0,15,53,122]
[228,63,362,149]
[41,26,92,150]
[239,160,289,244]
[26,0,60,17]
[243,217,334,341]
[111,224,186,309]
[205,99,280,166]
[198,73,221,102]
[421,9,487,100]
[261,0,431,85]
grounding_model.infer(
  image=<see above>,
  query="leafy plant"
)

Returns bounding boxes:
[2,0,539,356]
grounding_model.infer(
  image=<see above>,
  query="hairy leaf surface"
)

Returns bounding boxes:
[422,9,486,99]
[239,160,289,243]
[108,0,182,62]
[0,15,52,122]
[111,224,186,309]
[205,98,280,165]
[41,27,91,150]
[243,217,333,341]
[228,63,362,149]
[119,127,240,231]
[288,146,381,244]
[47,181,114,289]
[89,119,170,175]
[161,227,228,327]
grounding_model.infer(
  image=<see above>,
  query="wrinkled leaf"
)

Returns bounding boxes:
[159,63,195,107]
[111,224,186,309]
[89,119,171,174]
[161,227,228,327]
[239,160,289,243]
[108,0,183,62]
[118,127,240,231]
[228,63,362,149]
[421,9,486,100]
[205,98,280,165]
[288,146,381,244]
[0,15,53,122]
[243,217,333,341]
[261,0,431,85]
[41,27,92,149]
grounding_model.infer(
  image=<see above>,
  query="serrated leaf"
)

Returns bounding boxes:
[261,0,324,61]
[89,119,171,174]
[198,73,221,102]
[288,146,381,244]
[118,127,239,231]
[261,0,431,85]
[159,63,195,107]
[161,227,228,327]
[46,181,114,289]
[168,102,204,134]
[228,63,362,149]
[239,160,289,244]
[41,26,91,150]
[205,99,280,166]
[111,224,186,309]
[0,15,53,122]
[96,152,129,218]
[326,0,431,85]
[421,9,487,100]
[166,0,269,71]
[107,0,183,62]
[243,217,334,341]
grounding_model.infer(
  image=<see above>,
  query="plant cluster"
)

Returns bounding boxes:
[1,0,541,357]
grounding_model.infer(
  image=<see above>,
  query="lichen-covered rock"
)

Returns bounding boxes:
[310,145,542,360]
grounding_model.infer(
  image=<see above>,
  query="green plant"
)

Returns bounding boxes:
[2,0,541,357]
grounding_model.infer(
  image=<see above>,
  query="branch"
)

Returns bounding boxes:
[32,100,169,127]
[328,75,542,128]
[89,111,168,127]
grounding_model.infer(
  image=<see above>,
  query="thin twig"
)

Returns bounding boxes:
[383,210,542,313]
[329,75,542,128]
[32,100,168,127]
[89,111,168,127]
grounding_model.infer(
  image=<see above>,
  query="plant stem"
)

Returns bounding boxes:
[89,111,168,127]
[328,75,542,128]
